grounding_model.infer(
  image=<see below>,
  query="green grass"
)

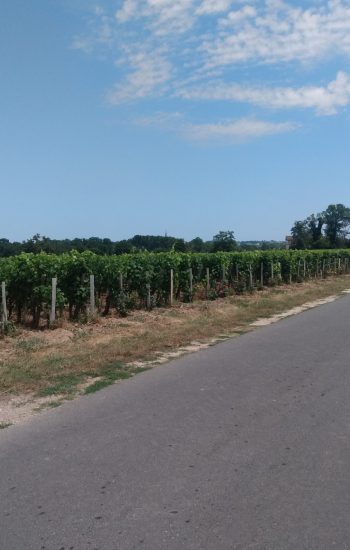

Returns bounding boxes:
[36,373,83,397]
[15,337,44,352]
[84,379,118,394]
[0,421,12,429]
[84,363,150,395]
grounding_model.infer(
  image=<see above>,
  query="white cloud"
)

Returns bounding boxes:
[107,52,172,103]
[185,118,297,142]
[72,8,114,52]
[116,0,198,33]
[219,5,257,23]
[136,112,297,142]
[116,0,139,22]
[74,1,350,138]
[206,0,350,67]
[179,72,350,115]
[196,0,234,15]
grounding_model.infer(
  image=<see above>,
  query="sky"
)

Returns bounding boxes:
[1,0,350,242]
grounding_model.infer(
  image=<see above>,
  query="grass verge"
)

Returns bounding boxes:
[0,276,350,399]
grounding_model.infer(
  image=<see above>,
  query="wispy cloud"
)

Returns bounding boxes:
[205,0,350,67]
[107,52,172,104]
[72,6,114,53]
[136,112,298,142]
[185,118,298,142]
[195,0,235,16]
[179,72,350,115]
[72,1,350,141]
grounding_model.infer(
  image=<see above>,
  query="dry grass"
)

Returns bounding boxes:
[1,275,350,398]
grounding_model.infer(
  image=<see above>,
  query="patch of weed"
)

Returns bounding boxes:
[84,363,151,395]
[43,355,66,368]
[85,379,116,394]
[34,401,62,412]
[15,337,44,352]
[0,421,12,429]
[36,374,83,397]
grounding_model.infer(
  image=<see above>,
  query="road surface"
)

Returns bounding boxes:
[1,294,350,549]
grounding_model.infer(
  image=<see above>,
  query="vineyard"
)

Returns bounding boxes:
[1,249,350,329]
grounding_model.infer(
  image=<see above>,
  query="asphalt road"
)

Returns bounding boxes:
[1,294,350,550]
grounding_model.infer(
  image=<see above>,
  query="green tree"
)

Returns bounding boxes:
[212,230,237,252]
[291,220,311,249]
[323,204,350,247]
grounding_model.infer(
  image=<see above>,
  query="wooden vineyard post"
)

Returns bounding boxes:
[322,259,326,278]
[235,263,239,281]
[119,272,123,291]
[249,264,253,289]
[50,277,57,325]
[289,267,292,285]
[89,274,95,316]
[260,262,264,287]
[303,260,306,279]
[271,262,274,282]
[189,268,193,299]
[170,269,174,306]
[316,260,319,279]
[1,281,8,329]
[222,266,226,283]
[146,283,151,310]
[297,260,300,279]
[206,268,210,296]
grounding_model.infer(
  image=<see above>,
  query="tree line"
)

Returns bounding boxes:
[291,204,350,249]
[0,231,284,258]
[3,202,348,257]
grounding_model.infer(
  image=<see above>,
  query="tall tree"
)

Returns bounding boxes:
[212,230,237,252]
[291,220,311,249]
[322,204,350,246]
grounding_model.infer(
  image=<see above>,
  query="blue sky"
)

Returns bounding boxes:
[1,0,350,242]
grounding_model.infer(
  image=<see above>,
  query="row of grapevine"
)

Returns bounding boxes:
[1,250,349,328]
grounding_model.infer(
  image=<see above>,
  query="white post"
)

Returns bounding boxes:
[50,277,57,324]
[170,269,174,306]
[249,264,253,288]
[271,262,274,281]
[90,274,95,315]
[303,260,306,279]
[1,281,8,327]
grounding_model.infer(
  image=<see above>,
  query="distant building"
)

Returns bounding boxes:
[285,236,293,249]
